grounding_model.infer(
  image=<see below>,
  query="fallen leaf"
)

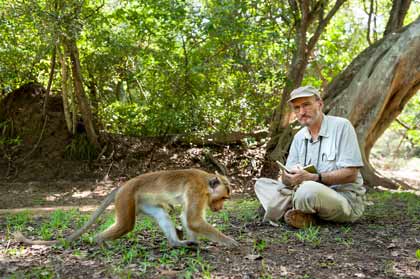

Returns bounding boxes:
[387,243,396,249]
[158,268,179,276]
[391,251,400,257]
[245,254,263,261]
[32,244,49,250]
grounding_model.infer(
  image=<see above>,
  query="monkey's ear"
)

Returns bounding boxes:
[209,177,220,189]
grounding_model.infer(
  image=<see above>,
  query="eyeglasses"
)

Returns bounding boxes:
[292,101,316,113]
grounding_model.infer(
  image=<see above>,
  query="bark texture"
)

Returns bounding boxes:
[384,0,412,36]
[58,45,74,134]
[323,17,420,188]
[63,37,100,149]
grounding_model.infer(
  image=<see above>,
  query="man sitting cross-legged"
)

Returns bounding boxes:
[255,85,366,228]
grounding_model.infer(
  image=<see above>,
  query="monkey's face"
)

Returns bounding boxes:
[209,184,231,212]
[209,198,226,212]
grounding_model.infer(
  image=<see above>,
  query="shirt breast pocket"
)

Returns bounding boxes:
[320,150,337,172]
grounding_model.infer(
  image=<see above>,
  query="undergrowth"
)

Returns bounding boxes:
[64,133,98,160]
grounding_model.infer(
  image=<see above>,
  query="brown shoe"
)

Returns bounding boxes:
[284,209,316,229]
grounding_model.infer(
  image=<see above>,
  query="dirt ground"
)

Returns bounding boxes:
[0,144,420,278]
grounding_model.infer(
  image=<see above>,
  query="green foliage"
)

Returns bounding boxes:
[5,209,84,243]
[334,236,354,247]
[7,267,55,279]
[334,225,353,247]
[306,7,368,86]
[0,0,325,136]
[0,136,21,147]
[294,226,321,247]
[100,102,146,136]
[273,231,292,244]
[0,120,22,149]
[224,198,260,222]
[183,254,213,279]
[1,0,420,144]
[253,238,267,252]
[39,209,79,240]
[405,3,420,24]
[395,94,420,153]
[6,210,31,232]
[365,190,420,222]
[64,134,98,160]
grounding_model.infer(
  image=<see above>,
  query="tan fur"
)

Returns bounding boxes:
[14,169,238,247]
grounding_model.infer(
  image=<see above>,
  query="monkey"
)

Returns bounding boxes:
[14,169,238,248]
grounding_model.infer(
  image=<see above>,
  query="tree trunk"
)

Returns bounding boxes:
[58,45,74,134]
[323,17,420,188]
[63,37,100,148]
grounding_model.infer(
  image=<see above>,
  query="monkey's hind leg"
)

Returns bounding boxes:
[139,204,197,248]
[94,191,136,243]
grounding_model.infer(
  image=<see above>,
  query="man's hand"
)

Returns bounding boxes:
[281,166,359,187]
[281,166,317,187]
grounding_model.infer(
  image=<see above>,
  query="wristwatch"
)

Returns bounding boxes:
[318,173,322,183]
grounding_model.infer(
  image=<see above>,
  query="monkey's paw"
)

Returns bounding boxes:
[171,240,199,248]
[185,240,199,247]
[223,237,239,247]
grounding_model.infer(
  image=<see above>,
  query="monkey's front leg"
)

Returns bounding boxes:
[140,204,197,247]
[191,221,238,247]
[181,212,198,242]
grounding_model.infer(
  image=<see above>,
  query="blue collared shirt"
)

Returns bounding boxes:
[286,114,365,195]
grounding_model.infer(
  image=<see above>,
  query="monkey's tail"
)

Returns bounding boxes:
[14,231,60,245]
[14,187,119,246]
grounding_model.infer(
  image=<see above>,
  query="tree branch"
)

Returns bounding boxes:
[384,0,412,36]
[307,0,346,51]
[366,0,374,45]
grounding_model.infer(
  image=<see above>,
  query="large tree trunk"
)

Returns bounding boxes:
[323,17,420,188]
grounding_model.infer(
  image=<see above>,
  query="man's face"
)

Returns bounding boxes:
[290,96,323,127]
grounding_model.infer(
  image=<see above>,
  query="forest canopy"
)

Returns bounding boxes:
[0,0,419,145]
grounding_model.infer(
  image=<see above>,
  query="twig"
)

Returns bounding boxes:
[5,239,11,252]
[6,157,17,178]
[104,161,113,181]
[395,118,413,130]
[42,42,57,117]
[96,144,108,160]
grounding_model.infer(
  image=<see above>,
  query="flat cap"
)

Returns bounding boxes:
[288,85,321,102]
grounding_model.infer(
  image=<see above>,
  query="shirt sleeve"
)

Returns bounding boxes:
[286,136,301,168]
[336,120,364,168]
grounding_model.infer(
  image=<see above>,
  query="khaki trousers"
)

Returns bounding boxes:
[255,180,364,223]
